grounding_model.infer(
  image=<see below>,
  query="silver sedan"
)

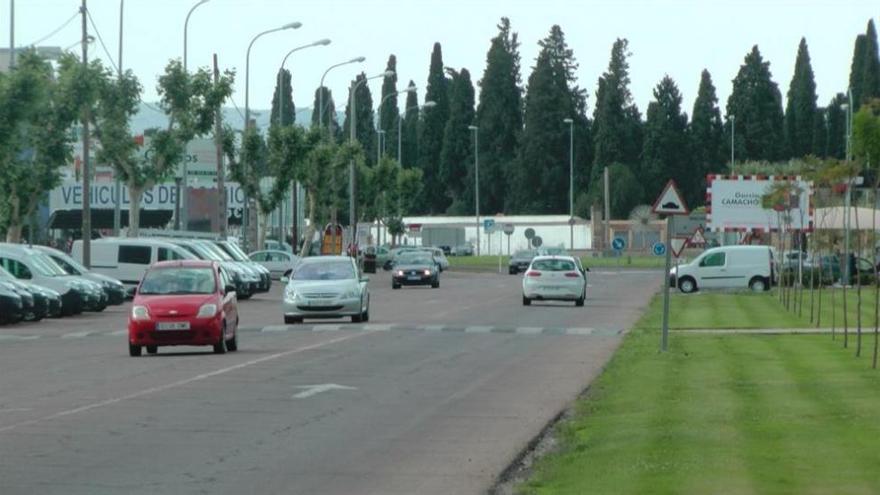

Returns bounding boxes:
[283,256,370,324]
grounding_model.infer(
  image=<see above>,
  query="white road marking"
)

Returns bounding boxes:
[292,383,357,399]
[422,325,446,332]
[261,325,290,332]
[61,331,92,339]
[0,335,40,342]
[465,326,493,334]
[0,408,31,414]
[566,327,594,335]
[0,331,371,434]
[515,327,544,335]
[313,324,342,332]
[108,330,127,336]
[363,324,392,331]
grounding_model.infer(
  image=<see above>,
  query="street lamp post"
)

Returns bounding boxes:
[278,39,331,126]
[842,90,854,285]
[376,130,385,164]
[564,118,574,250]
[348,70,394,250]
[319,57,365,131]
[377,86,417,163]
[468,125,480,256]
[397,100,435,165]
[112,0,125,237]
[730,114,736,174]
[241,21,301,252]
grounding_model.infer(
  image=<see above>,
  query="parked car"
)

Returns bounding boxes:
[438,245,452,256]
[72,238,196,293]
[522,255,587,306]
[192,240,269,293]
[0,266,64,319]
[249,250,300,280]
[509,249,538,275]
[169,240,256,298]
[213,240,273,290]
[391,253,440,289]
[0,244,106,315]
[451,244,474,256]
[0,284,24,324]
[128,260,239,356]
[34,245,127,304]
[671,245,773,293]
[283,256,370,324]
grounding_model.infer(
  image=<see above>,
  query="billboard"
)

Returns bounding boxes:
[707,175,813,231]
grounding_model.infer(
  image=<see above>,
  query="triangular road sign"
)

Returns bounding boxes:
[652,180,689,215]
[670,238,687,257]
[689,227,706,246]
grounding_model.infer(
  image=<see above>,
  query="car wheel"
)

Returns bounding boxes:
[522,295,531,306]
[509,268,517,275]
[431,280,440,289]
[95,304,106,312]
[362,305,370,323]
[129,343,142,357]
[226,331,238,352]
[352,313,363,323]
[749,277,768,292]
[678,277,697,294]
[284,315,302,324]
[213,323,228,354]
[392,282,401,290]
[575,295,585,307]
[146,345,158,355]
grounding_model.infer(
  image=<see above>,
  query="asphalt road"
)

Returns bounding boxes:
[0,268,658,495]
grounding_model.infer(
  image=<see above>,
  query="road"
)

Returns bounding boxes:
[0,268,657,495]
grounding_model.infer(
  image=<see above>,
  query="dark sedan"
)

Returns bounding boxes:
[0,285,24,324]
[391,254,440,289]
[509,249,537,274]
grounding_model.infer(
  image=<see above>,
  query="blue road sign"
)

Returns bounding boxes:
[612,236,626,251]
[483,218,496,233]
[652,241,667,257]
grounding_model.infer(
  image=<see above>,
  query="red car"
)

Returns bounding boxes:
[128,260,239,356]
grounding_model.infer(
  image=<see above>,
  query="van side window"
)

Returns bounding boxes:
[0,258,32,279]
[158,247,185,262]
[700,252,726,268]
[118,245,152,265]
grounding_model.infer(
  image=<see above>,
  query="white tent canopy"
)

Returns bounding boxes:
[814,207,880,231]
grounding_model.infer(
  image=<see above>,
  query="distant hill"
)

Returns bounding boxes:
[131,102,343,133]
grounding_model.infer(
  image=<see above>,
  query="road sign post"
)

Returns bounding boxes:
[503,224,514,256]
[652,180,689,352]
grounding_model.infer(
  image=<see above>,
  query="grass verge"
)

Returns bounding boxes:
[448,254,665,271]
[519,297,880,494]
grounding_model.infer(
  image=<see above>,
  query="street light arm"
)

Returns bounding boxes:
[183,0,210,71]
[245,22,301,124]
[281,39,331,70]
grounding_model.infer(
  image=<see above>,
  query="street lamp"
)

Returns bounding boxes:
[348,70,394,247]
[278,38,331,126]
[377,85,417,162]
[397,100,435,165]
[319,56,365,130]
[730,114,736,175]
[563,117,574,250]
[376,130,385,163]
[241,21,301,251]
[842,90,854,285]
[183,0,210,71]
[468,125,480,256]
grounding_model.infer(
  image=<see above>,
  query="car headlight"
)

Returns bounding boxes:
[131,305,150,320]
[423,269,432,276]
[197,303,218,318]
[284,285,299,300]
[344,288,360,299]
[395,270,404,277]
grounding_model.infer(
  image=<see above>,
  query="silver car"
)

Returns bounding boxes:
[283,256,370,324]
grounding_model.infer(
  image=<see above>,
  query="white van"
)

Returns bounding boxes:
[71,238,196,288]
[672,245,773,293]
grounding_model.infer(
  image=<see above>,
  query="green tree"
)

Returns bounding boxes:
[418,42,450,213]
[854,99,880,167]
[0,51,82,242]
[342,73,376,165]
[587,162,643,219]
[825,93,847,159]
[439,68,476,213]
[378,55,399,160]
[864,21,880,105]
[785,38,818,159]
[400,80,419,167]
[850,34,868,108]
[592,38,642,186]
[642,75,689,204]
[726,45,785,162]
[511,25,584,214]
[94,60,234,237]
[310,86,340,138]
[269,68,294,127]
[476,17,523,215]
[689,69,723,204]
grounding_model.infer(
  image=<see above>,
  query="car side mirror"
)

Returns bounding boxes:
[280,276,289,283]
[224,284,236,294]
[360,276,370,283]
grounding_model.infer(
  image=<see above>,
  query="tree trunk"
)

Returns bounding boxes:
[128,186,144,238]
[299,189,317,258]
[5,193,22,243]
[257,208,270,252]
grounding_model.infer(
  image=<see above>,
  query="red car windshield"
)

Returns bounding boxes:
[139,267,216,295]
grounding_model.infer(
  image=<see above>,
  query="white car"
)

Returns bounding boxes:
[522,255,586,306]
[249,250,301,280]
[283,256,370,324]
[671,245,773,293]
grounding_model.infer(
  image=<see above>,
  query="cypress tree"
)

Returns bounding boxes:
[863,20,880,104]
[591,38,642,187]
[342,73,377,165]
[725,45,785,162]
[270,68,295,127]
[642,76,689,204]
[850,34,868,108]
[310,86,339,137]
[689,69,723,204]
[811,107,827,157]
[476,17,523,215]
[439,68,476,213]
[419,43,451,213]
[512,25,581,213]
[825,93,847,159]
[784,38,818,158]
[378,55,399,160]
[401,81,419,168]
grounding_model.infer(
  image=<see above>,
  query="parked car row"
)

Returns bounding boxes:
[0,243,126,325]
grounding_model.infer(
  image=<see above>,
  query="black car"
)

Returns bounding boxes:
[509,249,537,274]
[391,254,441,289]
[0,285,24,324]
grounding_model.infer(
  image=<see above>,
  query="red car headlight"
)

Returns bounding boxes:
[131,305,150,320]
[197,303,219,318]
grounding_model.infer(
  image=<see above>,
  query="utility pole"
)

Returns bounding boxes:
[113,0,123,236]
[604,166,610,251]
[730,114,736,175]
[214,54,227,240]
[80,0,92,266]
[349,78,357,252]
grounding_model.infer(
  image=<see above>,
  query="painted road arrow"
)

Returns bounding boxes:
[292,383,358,399]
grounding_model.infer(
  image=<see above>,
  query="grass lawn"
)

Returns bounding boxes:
[447,254,665,270]
[785,285,880,334]
[520,305,880,494]
[654,292,807,329]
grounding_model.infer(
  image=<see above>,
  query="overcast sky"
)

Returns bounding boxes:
[3,0,878,123]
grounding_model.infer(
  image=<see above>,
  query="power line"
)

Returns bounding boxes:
[85,8,119,73]
[27,10,79,47]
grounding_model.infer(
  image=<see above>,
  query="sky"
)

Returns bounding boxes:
[2,0,878,123]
